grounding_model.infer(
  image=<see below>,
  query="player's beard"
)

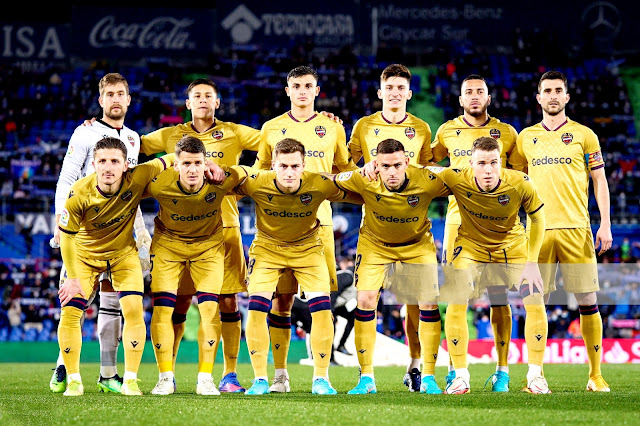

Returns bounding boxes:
[105,106,127,121]
[542,103,565,116]
[463,102,488,118]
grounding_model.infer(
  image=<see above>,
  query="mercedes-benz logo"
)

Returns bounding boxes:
[581,1,621,40]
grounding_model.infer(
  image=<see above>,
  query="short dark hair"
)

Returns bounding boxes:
[99,73,129,96]
[287,66,318,83]
[380,64,411,82]
[538,70,568,93]
[377,138,405,155]
[175,135,206,157]
[274,138,306,158]
[186,78,218,97]
[94,137,127,159]
[462,74,486,85]
[472,136,500,153]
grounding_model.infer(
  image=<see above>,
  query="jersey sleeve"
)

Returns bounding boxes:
[232,123,261,152]
[58,185,84,235]
[519,174,544,215]
[132,154,175,186]
[430,123,449,163]
[223,165,250,193]
[233,166,261,196]
[422,169,451,198]
[140,127,173,155]
[55,130,91,215]
[418,122,434,165]
[347,117,364,165]
[584,129,605,171]
[508,130,528,173]
[255,124,273,170]
[317,175,364,204]
[332,170,364,194]
[333,123,358,172]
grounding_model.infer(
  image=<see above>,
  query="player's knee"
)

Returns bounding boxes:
[272,293,295,312]
[357,290,378,310]
[218,293,238,312]
[575,291,597,306]
[118,292,144,320]
[174,294,193,315]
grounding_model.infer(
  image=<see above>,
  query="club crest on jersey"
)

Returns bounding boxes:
[121,190,133,201]
[489,128,501,139]
[315,125,326,138]
[212,130,224,140]
[127,135,135,146]
[300,193,312,206]
[407,195,419,207]
[205,192,216,203]
[561,133,573,145]
[498,194,510,206]
[405,127,416,139]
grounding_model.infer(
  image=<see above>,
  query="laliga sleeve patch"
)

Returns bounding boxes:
[336,171,353,181]
[60,209,70,226]
[426,166,445,173]
[65,145,74,158]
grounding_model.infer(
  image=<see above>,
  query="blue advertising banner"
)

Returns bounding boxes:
[216,2,363,49]
[70,7,215,59]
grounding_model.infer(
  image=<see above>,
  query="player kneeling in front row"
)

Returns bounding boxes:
[237,138,363,395]
[57,137,175,396]
[144,136,234,396]
[332,139,450,395]
[433,136,550,394]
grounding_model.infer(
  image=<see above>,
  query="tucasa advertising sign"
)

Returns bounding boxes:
[70,7,215,58]
[217,2,361,48]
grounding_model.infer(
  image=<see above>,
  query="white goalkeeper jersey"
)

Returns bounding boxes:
[54,119,140,215]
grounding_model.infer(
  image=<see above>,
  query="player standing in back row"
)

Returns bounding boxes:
[510,70,613,392]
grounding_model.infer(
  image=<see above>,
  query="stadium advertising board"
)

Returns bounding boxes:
[0,23,69,68]
[217,2,361,49]
[70,7,215,59]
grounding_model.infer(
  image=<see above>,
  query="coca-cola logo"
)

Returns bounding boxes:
[89,16,195,50]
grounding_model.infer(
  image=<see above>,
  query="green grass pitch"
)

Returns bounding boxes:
[1,363,639,425]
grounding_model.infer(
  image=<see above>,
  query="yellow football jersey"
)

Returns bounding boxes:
[333,167,450,245]
[348,111,433,166]
[432,166,544,250]
[59,155,173,260]
[255,112,356,226]
[431,116,519,225]
[235,167,358,245]
[140,120,260,227]
[143,166,247,242]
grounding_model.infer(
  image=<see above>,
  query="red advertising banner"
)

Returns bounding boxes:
[442,338,640,364]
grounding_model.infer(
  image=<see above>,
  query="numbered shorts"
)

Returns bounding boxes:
[177,227,246,296]
[538,228,599,294]
[443,236,528,302]
[151,234,224,295]
[274,225,338,294]
[354,232,439,303]
[72,248,143,298]
[246,239,330,295]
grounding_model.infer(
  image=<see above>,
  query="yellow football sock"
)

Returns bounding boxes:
[419,308,441,376]
[268,310,292,370]
[308,296,333,378]
[220,310,242,376]
[444,304,469,369]
[119,293,145,374]
[151,305,175,373]
[246,296,271,378]
[523,300,547,367]
[405,304,422,360]
[58,305,84,375]
[354,308,377,375]
[580,305,603,378]
[490,305,512,368]
[197,298,220,375]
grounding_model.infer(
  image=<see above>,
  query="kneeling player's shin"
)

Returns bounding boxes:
[196,292,220,375]
[521,287,547,367]
[246,295,272,378]
[58,301,86,375]
[119,291,146,374]
[419,308,441,375]
[444,304,469,369]
[151,292,177,373]
[308,295,333,378]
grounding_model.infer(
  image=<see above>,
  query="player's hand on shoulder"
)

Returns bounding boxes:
[320,111,343,125]
[360,160,378,181]
[81,117,97,126]
[205,160,226,184]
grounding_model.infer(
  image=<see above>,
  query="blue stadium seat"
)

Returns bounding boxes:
[24,328,37,342]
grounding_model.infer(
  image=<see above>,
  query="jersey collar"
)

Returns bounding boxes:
[541,119,568,131]
[190,119,217,134]
[287,111,317,123]
[273,178,302,195]
[384,175,409,193]
[177,179,206,195]
[97,118,122,132]
[462,115,491,127]
[381,112,408,125]
[474,177,501,193]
